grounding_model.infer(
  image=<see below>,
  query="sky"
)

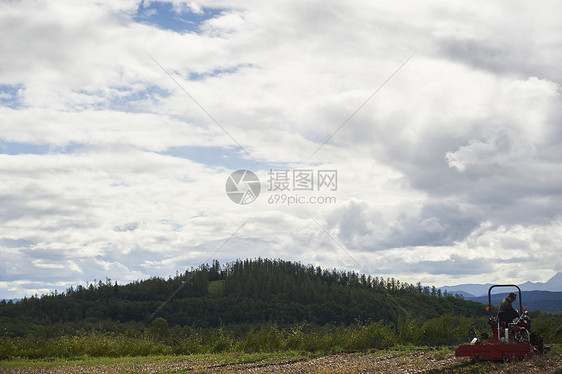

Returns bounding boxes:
[1,0,561,299]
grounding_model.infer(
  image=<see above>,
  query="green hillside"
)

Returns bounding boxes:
[1,259,561,359]
[0,258,486,329]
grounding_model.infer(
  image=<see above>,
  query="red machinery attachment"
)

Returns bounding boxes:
[455,284,546,360]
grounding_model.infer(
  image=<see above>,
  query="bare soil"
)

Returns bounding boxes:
[1,351,561,373]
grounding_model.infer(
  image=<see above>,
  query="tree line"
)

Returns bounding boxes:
[0,258,485,334]
[2,258,561,360]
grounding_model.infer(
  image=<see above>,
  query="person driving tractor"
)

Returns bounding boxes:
[498,292,519,323]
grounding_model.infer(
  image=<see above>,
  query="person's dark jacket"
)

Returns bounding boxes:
[498,297,519,323]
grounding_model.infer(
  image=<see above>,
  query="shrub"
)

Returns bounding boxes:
[344,321,397,350]
[150,318,170,340]
[244,323,283,352]
[0,337,16,360]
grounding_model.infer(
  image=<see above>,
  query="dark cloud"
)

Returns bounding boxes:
[113,222,139,232]
[437,37,518,77]
[436,35,562,83]
[0,238,35,248]
[411,255,494,275]
[329,200,371,242]
[0,189,95,228]
[365,254,495,276]
[385,200,480,248]
[328,198,479,251]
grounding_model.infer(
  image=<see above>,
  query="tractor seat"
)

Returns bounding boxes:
[497,311,516,325]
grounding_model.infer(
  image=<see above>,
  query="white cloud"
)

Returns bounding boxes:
[446,127,536,171]
[0,108,220,150]
[1,0,562,298]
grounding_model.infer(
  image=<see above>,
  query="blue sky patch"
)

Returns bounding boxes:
[0,142,50,155]
[134,1,224,33]
[0,84,23,109]
[108,85,171,112]
[189,65,253,81]
[162,145,274,171]
[70,85,171,112]
[0,141,82,156]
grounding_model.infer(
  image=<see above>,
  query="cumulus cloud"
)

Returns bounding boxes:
[1,0,562,298]
[446,127,536,171]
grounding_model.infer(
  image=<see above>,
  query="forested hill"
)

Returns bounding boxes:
[0,259,487,328]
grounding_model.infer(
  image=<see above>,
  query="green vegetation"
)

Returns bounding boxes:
[0,259,485,329]
[528,311,562,343]
[0,317,478,359]
[207,280,225,296]
[0,258,560,361]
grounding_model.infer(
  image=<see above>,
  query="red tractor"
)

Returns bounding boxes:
[455,284,548,360]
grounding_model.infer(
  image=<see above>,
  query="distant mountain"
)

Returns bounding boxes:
[519,272,562,292]
[443,290,476,299]
[465,291,562,315]
[0,299,20,304]
[440,284,490,298]
[439,272,562,297]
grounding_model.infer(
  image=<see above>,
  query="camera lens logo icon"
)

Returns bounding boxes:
[225,169,261,204]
